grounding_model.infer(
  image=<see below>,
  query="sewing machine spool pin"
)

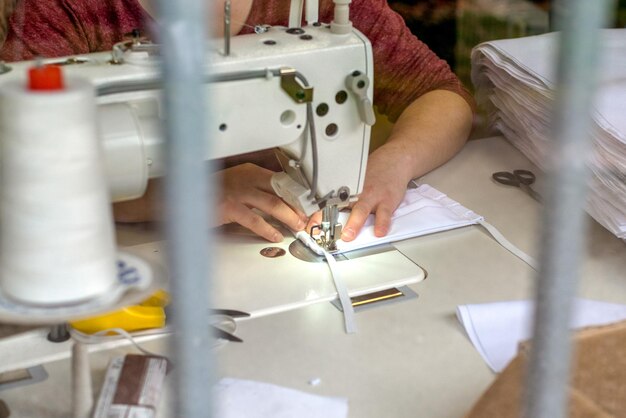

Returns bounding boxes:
[224,0,231,56]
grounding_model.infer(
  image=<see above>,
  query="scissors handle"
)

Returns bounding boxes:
[492,171,519,186]
[512,169,536,185]
[492,169,541,202]
[492,170,536,186]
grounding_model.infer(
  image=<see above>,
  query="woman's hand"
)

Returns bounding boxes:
[307,90,473,242]
[306,143,412,241]
[114,163,307,242]
[339,144,413,241]
[215,163,307,242]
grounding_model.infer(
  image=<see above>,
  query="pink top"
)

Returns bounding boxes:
[0,0,474,121]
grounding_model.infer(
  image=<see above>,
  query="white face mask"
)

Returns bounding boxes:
[334,184,483,253]
[297,183,536,269]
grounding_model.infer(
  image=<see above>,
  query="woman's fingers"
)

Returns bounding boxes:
[239,190,307,232]
[222,201,285,243]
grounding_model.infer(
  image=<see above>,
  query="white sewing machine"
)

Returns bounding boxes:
[0,4,426,403]
[0,0,376,252]
[0,0,424,322]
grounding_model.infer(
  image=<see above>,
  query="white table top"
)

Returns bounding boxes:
[1,136,625,418]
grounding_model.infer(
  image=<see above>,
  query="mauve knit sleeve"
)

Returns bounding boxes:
[0,0,91,61]
[0,0,146,62]
[349,0,475,122]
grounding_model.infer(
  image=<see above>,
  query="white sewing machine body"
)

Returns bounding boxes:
[0,14,424,312]
[0,24,374,215]
[0,17,425,380]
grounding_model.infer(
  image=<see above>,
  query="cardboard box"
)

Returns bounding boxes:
[466,320,626,418]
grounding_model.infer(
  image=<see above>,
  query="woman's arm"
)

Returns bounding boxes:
[341,89,473,241]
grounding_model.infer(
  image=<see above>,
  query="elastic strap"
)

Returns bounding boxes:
[478,220,538,270]
[295,230,357,333]
[322,249,357,334]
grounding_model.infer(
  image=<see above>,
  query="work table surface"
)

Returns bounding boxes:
[1,136,625,418]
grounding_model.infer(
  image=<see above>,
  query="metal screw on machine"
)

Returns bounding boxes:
[224,0,231,56]
[338,186,350,202]
[296,90,306,100]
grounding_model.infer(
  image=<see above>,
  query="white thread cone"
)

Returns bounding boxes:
[0,76,117,305]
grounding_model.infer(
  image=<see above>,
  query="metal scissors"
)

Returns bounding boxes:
[210,309,250,343]
[492,169,542,202]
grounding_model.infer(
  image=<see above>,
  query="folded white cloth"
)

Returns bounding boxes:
[333,184,483,253]
[472,29,626,239]
[296,184,537,269]
[215,378,348,418]
[456,299,626,372]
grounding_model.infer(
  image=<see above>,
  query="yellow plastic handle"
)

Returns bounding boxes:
[70,290,169,334]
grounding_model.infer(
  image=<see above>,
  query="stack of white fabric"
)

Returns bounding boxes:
[471,29,626,239]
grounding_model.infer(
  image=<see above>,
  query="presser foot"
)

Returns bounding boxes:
[310,224,341,253]
[308,204,343,252]
[315,235,337,252]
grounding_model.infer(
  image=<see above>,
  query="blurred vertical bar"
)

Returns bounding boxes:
[155,0,213,417]
[525,1,613,418]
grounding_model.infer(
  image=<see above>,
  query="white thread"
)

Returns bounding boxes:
[0,78,117,305]
[295,230,324,255]
[69,322,232,354]
[70,327,168,356]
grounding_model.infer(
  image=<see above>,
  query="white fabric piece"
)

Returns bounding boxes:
[295,230,325,256]
[472,29,626,239]
[334,184,484,253]
[298,184,536,271]
[331,188,537,270]
[456,299,626,372]
[295,184,537,270]
[214,378,348,418]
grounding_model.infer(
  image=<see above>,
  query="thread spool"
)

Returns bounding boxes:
[0,67,117,306]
